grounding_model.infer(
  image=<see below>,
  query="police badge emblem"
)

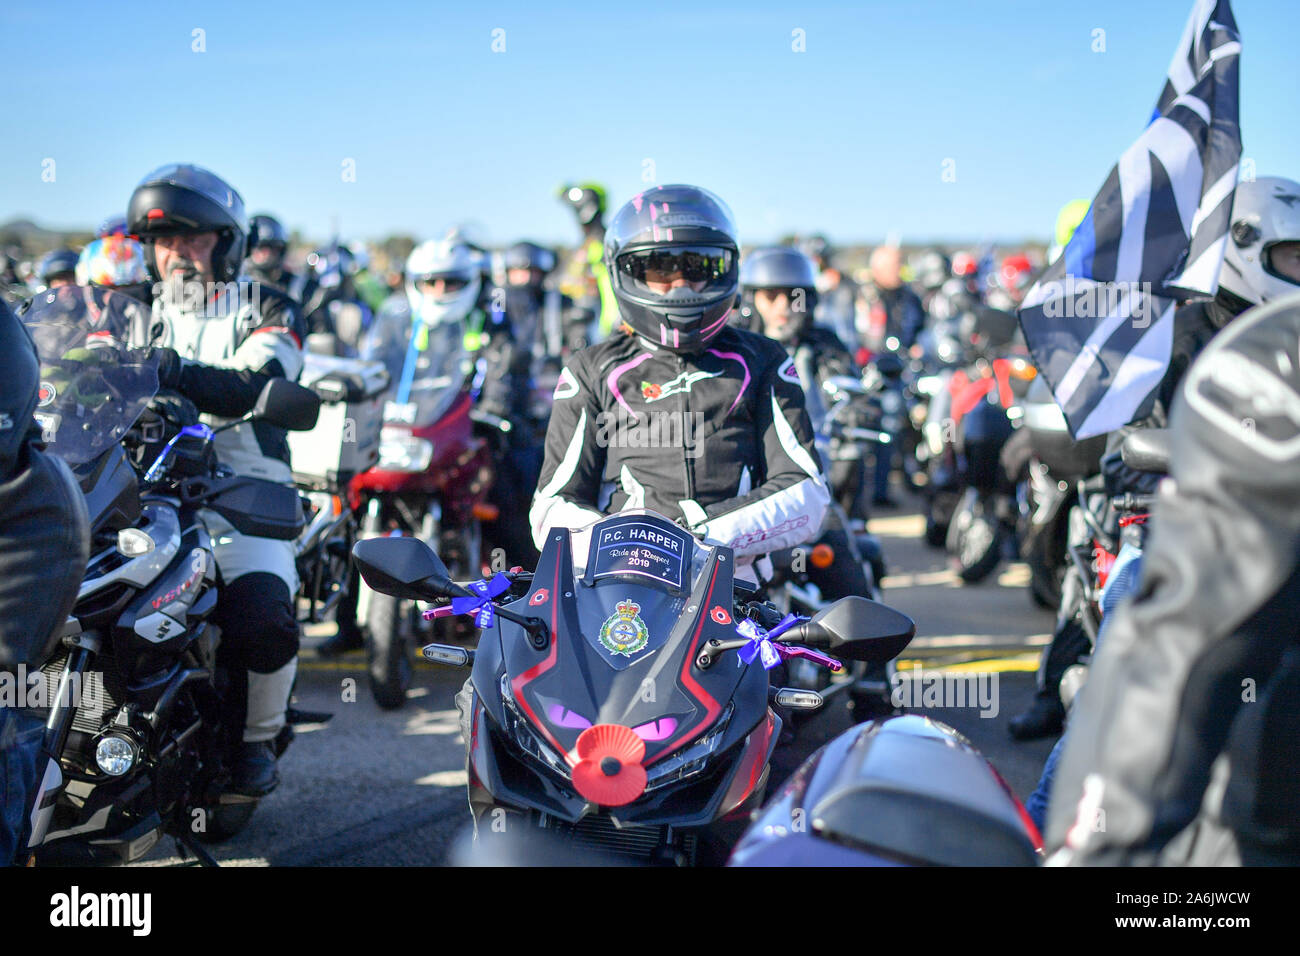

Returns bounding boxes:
[598,599,650,657]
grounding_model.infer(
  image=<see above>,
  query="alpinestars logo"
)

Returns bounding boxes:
[728,515,811,550]
[641,369,721,402]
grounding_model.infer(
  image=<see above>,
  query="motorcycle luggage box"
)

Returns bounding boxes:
[808,716,1038,866]
[288,353,389,491]
[203,476,305,540]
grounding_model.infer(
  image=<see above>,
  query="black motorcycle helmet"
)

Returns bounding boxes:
[504,241,557,277]
[250,213,288,250]
[739,246,820,344]
[127,164,250,284]
[37,248,81,285]
[604,184,739,354]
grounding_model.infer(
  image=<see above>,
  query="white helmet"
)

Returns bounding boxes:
[1219,176,1300,306]
[405,238,482,326]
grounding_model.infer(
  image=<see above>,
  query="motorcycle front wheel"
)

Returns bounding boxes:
[365,590,413,710]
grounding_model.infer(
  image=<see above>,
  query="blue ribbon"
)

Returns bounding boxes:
[449,574,512,628]
[736,613,800,670]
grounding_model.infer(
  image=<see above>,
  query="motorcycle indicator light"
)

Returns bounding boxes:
[774,689,824,711]
[116,527,155,557]
[811,543,835,569]
[94,733,137,776]
[472,502,500,521]
[421,643,471,666]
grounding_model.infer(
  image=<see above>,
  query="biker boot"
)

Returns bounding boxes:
[228,741,280,797]
[1007,692,1064,741]
[314,624,364,657]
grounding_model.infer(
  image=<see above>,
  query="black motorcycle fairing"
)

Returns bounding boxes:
[113,516,217,695]
[73,443,142,536]
[195,474,306,540]
[467,515,779,826]
[500,521,755,767]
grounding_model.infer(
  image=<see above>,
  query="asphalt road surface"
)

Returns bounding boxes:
[140,491,1060,866]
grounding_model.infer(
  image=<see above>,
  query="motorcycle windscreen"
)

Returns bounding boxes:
[22,286,159,465]
[503,511,750,767]
[360,301,471,427]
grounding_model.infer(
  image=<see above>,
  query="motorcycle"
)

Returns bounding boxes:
[288,345,388,643]
[351,509,916,865]
[729,714,1042,866]
[1017,376,1107,609]
[18,286,320,865]
[1055,430,1165,712]
[934,308,1035,582]
[348,304,496,708]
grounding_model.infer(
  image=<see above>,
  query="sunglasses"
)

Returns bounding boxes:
[618,248,733,284]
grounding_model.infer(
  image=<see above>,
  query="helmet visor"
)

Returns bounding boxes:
[616,246,735,301]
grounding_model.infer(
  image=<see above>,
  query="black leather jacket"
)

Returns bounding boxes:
[530,325,830,559]
[0,299,89,670]
[1048,294,1300,864]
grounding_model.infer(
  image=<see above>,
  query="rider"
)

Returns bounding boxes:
[737,245,866,522]
[555,182,618,348]
[301,243,374,353]
[531,185,829,573]
[1047,289,1300,865]
[75,233,153,306]
[245,213,302,299]
[0,296,90,864]
[800,235,861,354]
[318,237,481,658]
[36,248,80,291]
[739,246,892,714]
[126,163,307,796]
[1010,175,1300,742]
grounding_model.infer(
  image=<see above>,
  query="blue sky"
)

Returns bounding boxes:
[2,0,1295,247]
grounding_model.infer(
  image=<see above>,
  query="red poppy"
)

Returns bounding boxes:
[529,589,549,606]
[571,724,647,806]
[641,381,662,400]
[710,606,731,625]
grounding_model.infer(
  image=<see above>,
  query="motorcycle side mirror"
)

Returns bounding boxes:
[351,537,468,601]
[252,379,322,432]
[794,596,915,664]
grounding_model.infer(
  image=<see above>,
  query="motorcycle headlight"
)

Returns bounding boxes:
[644,703,733,792]
[499,675,572,782]
[94,733,137,776]
[377,431,434,472]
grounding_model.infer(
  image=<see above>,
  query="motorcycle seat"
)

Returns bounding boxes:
[1119,429,1171,475]
[808,716,1038,866]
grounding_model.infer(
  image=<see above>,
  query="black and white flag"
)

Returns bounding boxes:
[1017,0,1241,439]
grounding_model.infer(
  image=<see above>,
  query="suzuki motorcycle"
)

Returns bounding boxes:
[351,509,916,865]
[18,287,320,865]
[729,714,1042,866]
[349,304,496,708]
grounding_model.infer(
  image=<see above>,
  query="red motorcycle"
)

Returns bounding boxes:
[348,307,497,708]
